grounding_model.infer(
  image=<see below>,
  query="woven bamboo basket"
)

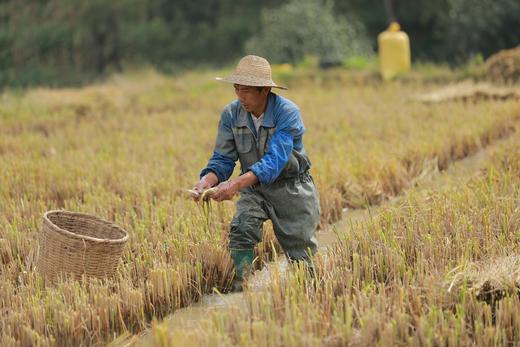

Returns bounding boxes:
[37,210,128,283]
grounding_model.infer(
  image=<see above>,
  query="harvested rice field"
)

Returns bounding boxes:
[1,67,519,346]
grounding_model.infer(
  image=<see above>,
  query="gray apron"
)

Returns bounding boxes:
[227,109,320,261]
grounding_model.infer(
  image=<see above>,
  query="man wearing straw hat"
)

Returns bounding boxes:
[191,55,320,292]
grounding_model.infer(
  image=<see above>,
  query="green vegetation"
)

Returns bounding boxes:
[1,0,519,87]
[245,0,371,65]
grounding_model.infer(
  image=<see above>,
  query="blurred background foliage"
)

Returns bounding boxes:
[245,0,372,66]
[0,0,519,87]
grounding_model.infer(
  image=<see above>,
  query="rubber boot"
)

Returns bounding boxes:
[230,249,255,292]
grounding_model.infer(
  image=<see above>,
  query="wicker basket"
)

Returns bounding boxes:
[37,210,128,283]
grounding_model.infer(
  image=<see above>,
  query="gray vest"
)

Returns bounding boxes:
[232,108,311,182]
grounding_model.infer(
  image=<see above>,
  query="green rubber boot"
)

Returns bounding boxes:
[230,249,255,292]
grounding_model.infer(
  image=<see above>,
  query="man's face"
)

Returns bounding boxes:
[234,84,269,114]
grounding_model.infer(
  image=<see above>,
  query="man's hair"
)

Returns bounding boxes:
[234,84,271,93]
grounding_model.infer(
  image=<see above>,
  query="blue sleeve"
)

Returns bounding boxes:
[200,151,236,182]
[200,109,237,182]
[248,107,304,185]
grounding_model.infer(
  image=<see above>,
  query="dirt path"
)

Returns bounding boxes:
[111,134,513,347]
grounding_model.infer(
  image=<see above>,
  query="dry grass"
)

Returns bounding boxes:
[415,80,520,104]
[0,67,519,345]
[447,255,520,305]
[150,131,520,347]
[486,46,520,85]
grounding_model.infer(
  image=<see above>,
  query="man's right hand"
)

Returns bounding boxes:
[191,172,219,201]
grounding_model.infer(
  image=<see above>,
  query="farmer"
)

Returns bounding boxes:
[191,55,320,292]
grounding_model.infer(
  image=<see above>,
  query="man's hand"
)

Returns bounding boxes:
[213,180,241,201]
[191,172,218,201]
[212,171,259,201]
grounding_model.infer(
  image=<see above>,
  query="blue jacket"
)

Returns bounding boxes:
[200,92,311,185]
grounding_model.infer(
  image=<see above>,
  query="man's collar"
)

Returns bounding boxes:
[236,92,276,128]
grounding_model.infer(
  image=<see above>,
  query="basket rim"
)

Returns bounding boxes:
[43,210,129,244]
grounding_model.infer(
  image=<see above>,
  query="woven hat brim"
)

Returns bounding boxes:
[216,75,288,90]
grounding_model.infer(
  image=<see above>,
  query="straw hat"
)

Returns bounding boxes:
[216,55,288,90]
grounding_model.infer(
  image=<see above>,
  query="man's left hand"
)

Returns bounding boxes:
[213,180,240,201]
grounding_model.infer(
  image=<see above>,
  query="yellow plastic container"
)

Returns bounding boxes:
[378,22,411,80]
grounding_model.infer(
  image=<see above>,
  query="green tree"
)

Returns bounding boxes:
[440,0,520,62]
[246,0,371,65]
[333,0,519,63]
